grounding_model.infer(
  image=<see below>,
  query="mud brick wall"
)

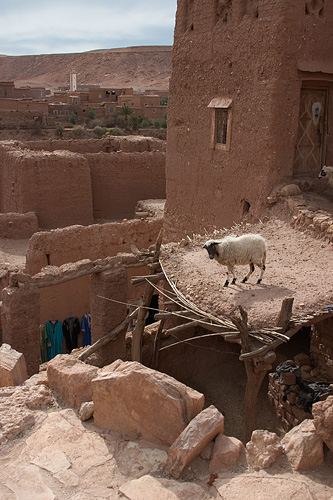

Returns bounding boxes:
[311,317,333,381]
[87,151,166,220]
[0,138,166,227]
[165,0,333,240]
[26,217,162,275]
[27,136,166,154]
[0,212,38,239]
[0,142,94,229]
[1,285,41,376]
[90,267,128,367]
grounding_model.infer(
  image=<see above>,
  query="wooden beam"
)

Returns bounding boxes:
[131,273,164,286]
[276,297,294,333]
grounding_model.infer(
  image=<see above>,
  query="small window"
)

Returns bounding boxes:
[208,97,232,151]
[109,107,114,113]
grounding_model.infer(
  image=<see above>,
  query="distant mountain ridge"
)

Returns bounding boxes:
[0,46,173,91]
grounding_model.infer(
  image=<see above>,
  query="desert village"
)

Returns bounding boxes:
[0,0,333,499]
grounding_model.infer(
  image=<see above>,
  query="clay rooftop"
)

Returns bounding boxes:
[160,213,333,339]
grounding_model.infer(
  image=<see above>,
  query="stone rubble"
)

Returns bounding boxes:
[92,359,204,445]
[246,430,283,469]
[312,396,333,452]
[0,343,28,387]
[282,419,324,470]
[0,352,332,498]
[164,405,224,478]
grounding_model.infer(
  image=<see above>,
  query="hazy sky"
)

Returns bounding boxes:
[0,0,177,56]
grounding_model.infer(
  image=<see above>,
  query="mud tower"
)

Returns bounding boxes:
[165,0,333,240]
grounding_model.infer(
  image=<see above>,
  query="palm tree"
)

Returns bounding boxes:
[118,104,133,130]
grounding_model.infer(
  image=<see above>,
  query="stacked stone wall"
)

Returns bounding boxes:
[268,351,333,432]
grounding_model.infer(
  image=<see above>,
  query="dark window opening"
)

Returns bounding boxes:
[46,253,51,265]
[216,108,229,144]
[243,200,251,214]
[145,294,159,326]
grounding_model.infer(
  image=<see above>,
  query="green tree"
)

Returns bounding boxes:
[73,125,85,137]
[118,104,133,130]
[55,123,64,138]
[130,114,139,131]
[88,108,96,120]
[160,96,168,106]
[141,118,150,128]
[93,125,107,138]
[69,111,77,125]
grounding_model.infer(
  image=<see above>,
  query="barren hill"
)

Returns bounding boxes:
[0,46,172,91]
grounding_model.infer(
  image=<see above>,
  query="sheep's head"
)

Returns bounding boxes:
[203,240,218,259]
[319,165,333,179]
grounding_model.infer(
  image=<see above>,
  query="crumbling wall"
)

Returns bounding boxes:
[1,285,40,375]
[0,212,38,239]
[26,217,162,275]
[0,137,166,227]
[0,141,94,229]
[24,136,166,154]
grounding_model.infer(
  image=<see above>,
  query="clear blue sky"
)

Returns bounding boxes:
[0,0,177,56]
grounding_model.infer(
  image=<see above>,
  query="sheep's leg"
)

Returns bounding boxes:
[224,266,236,287]
[257,264,266,284]
[242,263,254,283]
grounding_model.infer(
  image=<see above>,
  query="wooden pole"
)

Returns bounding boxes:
[131,230,163,362]
[231,305,269,443]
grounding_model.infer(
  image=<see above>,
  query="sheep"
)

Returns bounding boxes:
[203,234,267,287]
[318,165,333,187]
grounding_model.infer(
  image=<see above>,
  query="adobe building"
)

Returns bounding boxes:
[164,0,333,239]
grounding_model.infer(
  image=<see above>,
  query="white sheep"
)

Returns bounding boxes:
[318,165,333,187]
[203,234,267,287]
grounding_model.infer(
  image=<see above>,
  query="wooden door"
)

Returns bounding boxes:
[293,88,327,177]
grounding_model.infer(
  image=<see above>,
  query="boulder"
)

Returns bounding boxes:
[209,434,244,471]
[92,360,204,445]
[164,405,224,478]
[246,430,282,469]
[47,355,98,409]
[79,401,94,421]
[282,419,324,470]
[0,344,28,387]
[0,385,54,444]
[119,474,212,500]
[312,396,333,452]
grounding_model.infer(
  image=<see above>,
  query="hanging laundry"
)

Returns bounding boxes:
[62,316,81,353]
[45,320,63,360]
[81,313,92,347]
[40,324,49,363]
